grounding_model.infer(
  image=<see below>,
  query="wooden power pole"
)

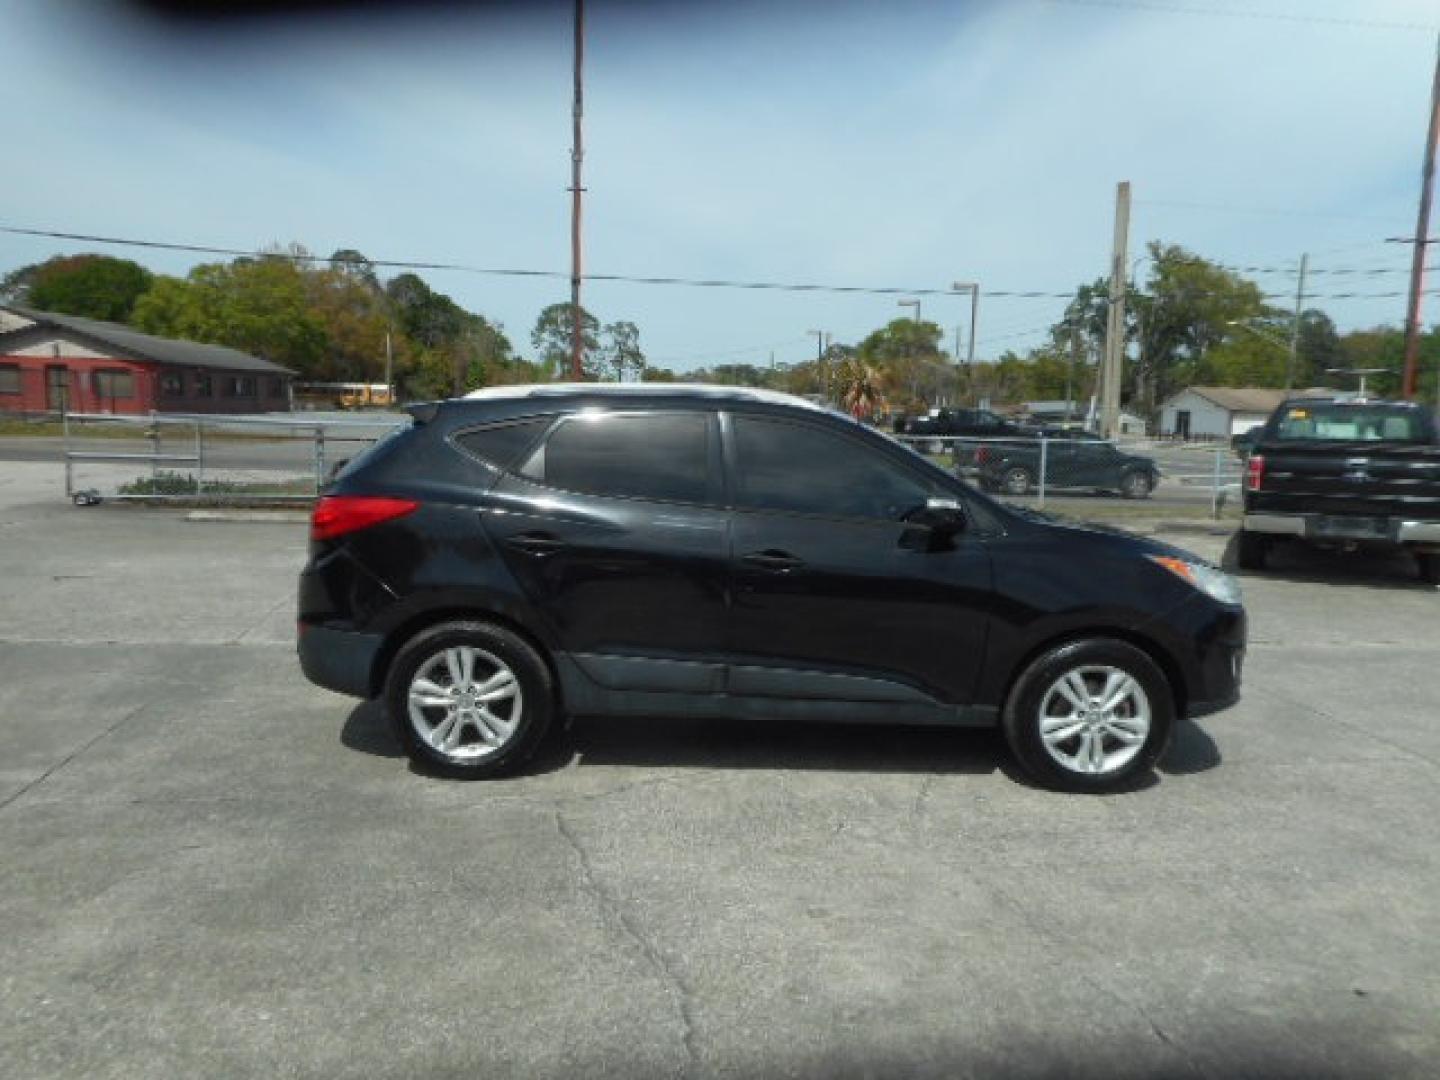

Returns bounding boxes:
[569,0,586,381]
[1101,181,1131,438]
[1402,33,1440,401]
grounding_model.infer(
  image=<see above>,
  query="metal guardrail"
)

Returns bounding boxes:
[62,410,407,505]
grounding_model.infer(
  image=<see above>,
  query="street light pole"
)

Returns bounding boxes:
[950,282,980,403]
[1286,253,1309,392]
[898,299,921,323]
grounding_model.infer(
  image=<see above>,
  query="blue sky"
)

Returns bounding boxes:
[2,0,1437,371]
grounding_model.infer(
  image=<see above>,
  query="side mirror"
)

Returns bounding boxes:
[901,498,967,551]
[918,497,966,536]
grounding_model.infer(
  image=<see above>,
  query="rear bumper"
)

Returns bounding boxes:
[298,622,383,698]
[1243,512,1440,546]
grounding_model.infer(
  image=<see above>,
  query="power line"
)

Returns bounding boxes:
[0,222,1071,298]
[2,221,1436,304]
[1136,198,1407,223]
[1217,263,1437,276]
[1043,0,1437,33]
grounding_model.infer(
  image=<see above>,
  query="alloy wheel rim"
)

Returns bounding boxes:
[1006,470,1029,494]
[407,646,523,760]
[1037,664,1151,776]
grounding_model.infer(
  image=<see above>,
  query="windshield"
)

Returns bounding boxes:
[1271,404,1432,443]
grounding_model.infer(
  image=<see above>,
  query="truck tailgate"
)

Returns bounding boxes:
[1251,444,1440,519]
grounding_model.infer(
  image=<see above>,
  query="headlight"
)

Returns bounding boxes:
[1149,555,1243,606]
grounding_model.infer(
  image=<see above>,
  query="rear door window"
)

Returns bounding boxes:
[519,411,715,504]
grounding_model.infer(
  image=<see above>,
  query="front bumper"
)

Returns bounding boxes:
[1244,512,1440,546]
[298,622,383,698]
[1137,595,1246,721]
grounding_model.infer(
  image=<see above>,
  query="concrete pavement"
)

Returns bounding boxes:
[1,461,1437,1079]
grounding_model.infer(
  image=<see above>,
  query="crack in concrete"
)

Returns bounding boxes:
[231,594,295,645]
[553,808,701,1074]
[0,704,147,814]
[909,774,936,830]
[1249,682,1440,771]
[985,877,1211,1079]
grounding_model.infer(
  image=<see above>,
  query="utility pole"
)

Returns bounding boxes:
[1101,181,1131,438]
[809,329,826,361]
[1067,321,1080,421]
[384,328,394,404]
[568,0,586,381]
[968,286,979,369]
[1401,33,1440,400]
[809,329,827,397]
[1285,253,1308,392]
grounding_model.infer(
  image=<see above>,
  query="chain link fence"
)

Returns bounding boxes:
[894,433,1245,521]
[60,411,407,505]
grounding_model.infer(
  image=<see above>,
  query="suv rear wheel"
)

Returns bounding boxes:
[1002,639,1174,793]
[384,620,554,778]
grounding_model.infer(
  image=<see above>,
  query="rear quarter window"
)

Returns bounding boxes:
[452,416,554,471]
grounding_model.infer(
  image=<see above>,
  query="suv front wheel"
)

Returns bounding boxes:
[384,620,555,778]
[1002,639,1174,793]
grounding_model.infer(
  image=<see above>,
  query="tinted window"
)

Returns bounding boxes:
[1273,403,1430,443]
[734,416,932,520]
[454,417,552,471]
[524,412,711,503]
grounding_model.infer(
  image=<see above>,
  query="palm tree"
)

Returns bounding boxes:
[836,358,888,421]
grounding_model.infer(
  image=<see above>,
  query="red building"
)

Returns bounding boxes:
[0,305,293,415]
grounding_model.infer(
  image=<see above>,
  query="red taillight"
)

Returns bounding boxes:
[1245,454,1265,492]
[311,495,419,541]
[976,446,991,465]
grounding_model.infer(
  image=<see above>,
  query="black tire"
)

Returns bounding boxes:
[1120,471,1153,500]
[1236,530,1269,572]
[1001,638,1175,794]
[1418,553,1440,586]
[1002,466,1033,497]
[384,620,555,779]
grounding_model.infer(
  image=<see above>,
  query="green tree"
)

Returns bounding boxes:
[1295,309,1343,387]
[18,254,153,322]
[531,302,600,379]
[131,256,327,375]
[836,359,888,420]
[600,320,645,381]
[857,319,951,412]
[328,248,380,292]
[1131,243,1275,412]
[386,273,466,348]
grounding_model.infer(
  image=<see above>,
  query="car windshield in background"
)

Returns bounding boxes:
[1272,404,1430,443]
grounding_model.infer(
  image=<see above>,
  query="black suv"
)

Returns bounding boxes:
[299,385,1245,792]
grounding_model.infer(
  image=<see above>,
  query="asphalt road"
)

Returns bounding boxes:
[2,461,1438,1079]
